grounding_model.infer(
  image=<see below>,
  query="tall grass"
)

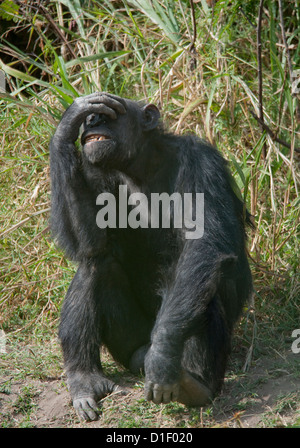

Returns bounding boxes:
[0,0,299,362]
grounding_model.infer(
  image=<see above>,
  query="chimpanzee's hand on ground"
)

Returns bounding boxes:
[144,347,212,407]
[144,346,181,404]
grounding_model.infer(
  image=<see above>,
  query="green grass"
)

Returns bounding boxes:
[0,0,299,428]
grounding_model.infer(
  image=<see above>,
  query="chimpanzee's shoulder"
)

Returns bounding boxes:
[174,133,228,168]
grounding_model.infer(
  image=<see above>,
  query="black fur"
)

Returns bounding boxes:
[50,93,253,420]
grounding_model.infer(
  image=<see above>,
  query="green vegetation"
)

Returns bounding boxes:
[0,0,299,428]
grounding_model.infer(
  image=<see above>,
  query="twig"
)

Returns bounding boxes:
[257,0,266,159]
[239,6,256,29]
[250,110,300,153]
[0,378,13,386]
[16,0,77,60]
[0,208,50,239]
[189,0,197,49]
[39,4,78,60]
[243,307,257,373]
[189,0,197,72]
[278,0,293,83]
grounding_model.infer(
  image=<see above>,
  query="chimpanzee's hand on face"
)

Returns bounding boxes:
[54,93,127,144]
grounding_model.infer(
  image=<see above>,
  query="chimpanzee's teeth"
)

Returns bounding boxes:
[85,135,109,143]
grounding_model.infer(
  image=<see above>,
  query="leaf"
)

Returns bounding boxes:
[128,0,182,44]
[65,51,132,69]
[0,61,49,88]
[0,0,20,22]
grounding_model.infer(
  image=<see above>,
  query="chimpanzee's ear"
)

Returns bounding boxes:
[141,104,161,131]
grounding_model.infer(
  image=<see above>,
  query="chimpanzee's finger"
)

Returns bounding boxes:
[87,92,127,115]
[85,103,118,120]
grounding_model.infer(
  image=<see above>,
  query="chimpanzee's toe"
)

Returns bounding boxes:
[73,396,101,421]
[178,371,212,407]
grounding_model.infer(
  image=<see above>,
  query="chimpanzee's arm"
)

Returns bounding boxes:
[49,93,126,260]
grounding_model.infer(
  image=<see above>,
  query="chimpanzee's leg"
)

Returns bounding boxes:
[59,254,151,420]
[178,265,252,406]
[144,293,232,407]
[144,252,243,406]
[178,294,232,406]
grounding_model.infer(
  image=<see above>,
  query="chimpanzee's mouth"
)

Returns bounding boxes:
[84,134,111,144]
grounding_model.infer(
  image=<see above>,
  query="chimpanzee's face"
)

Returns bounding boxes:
[80,100,160,166]
[81,112,125,165]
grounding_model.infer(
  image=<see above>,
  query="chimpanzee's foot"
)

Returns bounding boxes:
[129,344,150,374]
[67,370,118,421]
[178,371,212,407]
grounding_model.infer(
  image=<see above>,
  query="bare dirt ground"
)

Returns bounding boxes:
[1,347,299,428]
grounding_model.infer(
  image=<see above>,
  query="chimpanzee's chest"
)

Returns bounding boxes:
[108,226,178,317]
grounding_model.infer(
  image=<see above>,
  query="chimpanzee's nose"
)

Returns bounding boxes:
[85,113,107,128]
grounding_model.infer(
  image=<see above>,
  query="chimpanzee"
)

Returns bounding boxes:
[49,92,253,421]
